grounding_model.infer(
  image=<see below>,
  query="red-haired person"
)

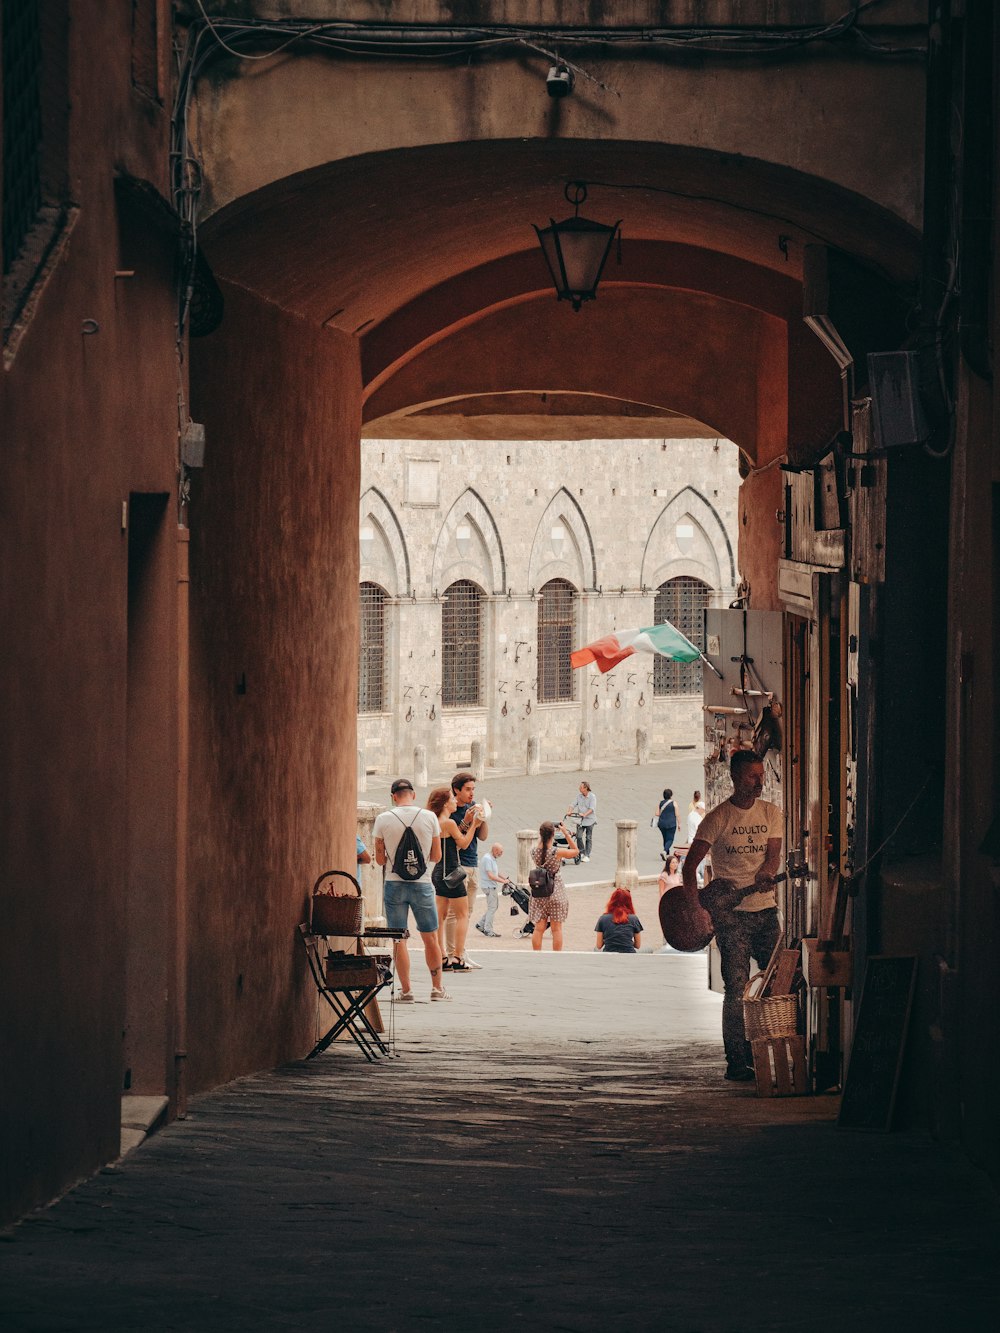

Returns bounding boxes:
[595,888,644,954]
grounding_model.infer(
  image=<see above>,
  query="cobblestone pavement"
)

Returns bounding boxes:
[367,754,704,888]
[1,955,995,1332]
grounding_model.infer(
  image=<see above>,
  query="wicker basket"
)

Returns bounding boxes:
[311,869,364,936]
[743,971,799,1041]
[325,951,378,989]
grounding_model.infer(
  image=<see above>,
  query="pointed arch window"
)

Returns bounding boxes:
[537,578,576,703]
[442,580,483,707]
[358,582,387,713]
[653,577,709,696]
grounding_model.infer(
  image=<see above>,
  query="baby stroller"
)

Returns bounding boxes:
[501,877,537,938]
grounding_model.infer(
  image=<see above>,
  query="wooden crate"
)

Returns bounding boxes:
[802,938,852,988]
[752,1036,809,1097]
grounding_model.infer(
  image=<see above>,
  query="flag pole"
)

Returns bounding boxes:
[699,651,723,679]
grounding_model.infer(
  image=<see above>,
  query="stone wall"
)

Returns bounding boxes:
[359,437,739,779]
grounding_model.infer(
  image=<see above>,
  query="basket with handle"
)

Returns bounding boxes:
[742,933,799,1041]
[743,975,799,1040]
[311,869,364,937]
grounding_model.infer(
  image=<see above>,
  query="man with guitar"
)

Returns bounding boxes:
[682,750,783,1082]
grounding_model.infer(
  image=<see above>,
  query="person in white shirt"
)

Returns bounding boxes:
[682,752,782,1082]
[373,778,447,1002]
[687,790,706,845]
[475,843,505,937]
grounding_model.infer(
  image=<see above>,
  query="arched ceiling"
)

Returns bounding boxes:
[202,140,920,340]
[199,139,917,461]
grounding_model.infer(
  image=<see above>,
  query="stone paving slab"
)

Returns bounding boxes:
[1,955,995,1332]
[370,755,704,890]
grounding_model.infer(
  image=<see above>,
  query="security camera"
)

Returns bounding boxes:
[546,64,574,98]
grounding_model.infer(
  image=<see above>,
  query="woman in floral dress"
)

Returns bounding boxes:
[529,820,577,952]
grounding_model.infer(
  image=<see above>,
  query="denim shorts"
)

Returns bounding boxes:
[383,879,439,934]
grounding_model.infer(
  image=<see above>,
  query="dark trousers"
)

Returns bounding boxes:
[658,822,676,854]
[575,824,593,860]
[715,907,781,1068]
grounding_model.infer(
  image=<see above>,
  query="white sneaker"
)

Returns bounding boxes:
[395,990,415,1003]
[581,855,590,863]
[430,987,452,1001]
[460,955,483,970]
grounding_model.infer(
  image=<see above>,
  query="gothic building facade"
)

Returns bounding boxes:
[358,437,739,777]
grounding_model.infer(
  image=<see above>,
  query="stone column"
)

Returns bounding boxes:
[526,736,540,776]
[471,739,485,780]
[357,802,385,925]
[615,819,639,892]
[516,828,537,886]
[580,730,592,772]
[357,746,366,794]
[413,744,428,789]
[636,728,649,765]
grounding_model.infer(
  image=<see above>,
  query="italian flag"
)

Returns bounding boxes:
[570,621,702,674]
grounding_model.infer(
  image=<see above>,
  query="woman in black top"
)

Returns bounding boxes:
[426,786,481,972]
[595,888,644,953]
[655,788,679,857]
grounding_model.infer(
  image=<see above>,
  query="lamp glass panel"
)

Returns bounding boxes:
[556,228,613,295]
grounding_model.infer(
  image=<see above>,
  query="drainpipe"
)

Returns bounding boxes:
[174,526,190,1116]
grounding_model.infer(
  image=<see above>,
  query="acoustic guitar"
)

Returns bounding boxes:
[659,871,789,951]
[698,871,789,930]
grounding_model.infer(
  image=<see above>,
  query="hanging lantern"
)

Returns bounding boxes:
[534,182,621,311]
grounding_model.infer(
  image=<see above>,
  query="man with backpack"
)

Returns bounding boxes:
[373,778,449,1002]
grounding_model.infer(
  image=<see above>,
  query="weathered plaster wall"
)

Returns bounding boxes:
[187,287,362,1092]
[0,5,178,1226]
[194,10,925,231]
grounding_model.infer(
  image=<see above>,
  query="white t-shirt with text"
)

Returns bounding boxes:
[373,806,439,885]
[695,797,782,911]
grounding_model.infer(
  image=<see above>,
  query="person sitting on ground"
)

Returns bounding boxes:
[426,785,482,973]
[659,852,683,895]
[595,887,644,953]
[372,778,445,1003]
[654,788,679,858]
[475,842,505,938]
[529,820,577,952]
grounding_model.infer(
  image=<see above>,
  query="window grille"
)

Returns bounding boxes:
[537,579,576,703]
[442,580,483,707]
[2,0,43,276]
[653,577,709,696]
[358,583,387,714]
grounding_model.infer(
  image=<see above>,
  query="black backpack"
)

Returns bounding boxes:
[391,812,427,881]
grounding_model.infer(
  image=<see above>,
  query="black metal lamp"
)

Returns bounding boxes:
[534,182,621,311]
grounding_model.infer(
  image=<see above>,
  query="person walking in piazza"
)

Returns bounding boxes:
[654,788,680,858]
[530,820,577,951]
[681,751,783,1082]
[566,781,597,863]
[445,770,490,969]
[372,778,448,1003]
[475,842,505,938]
